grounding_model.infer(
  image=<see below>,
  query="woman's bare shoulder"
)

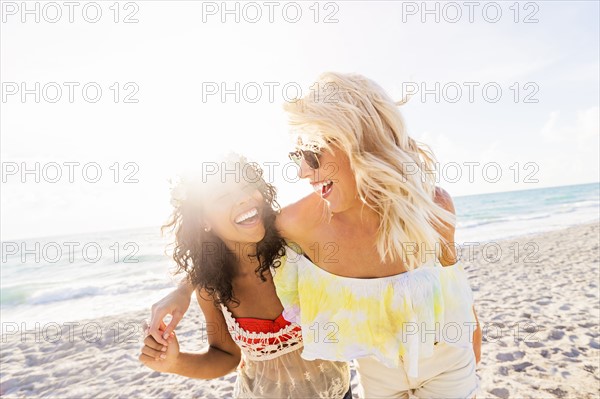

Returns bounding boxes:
[276,193,323,242]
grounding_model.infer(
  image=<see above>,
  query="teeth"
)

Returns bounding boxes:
[235,208,258,224]
[311,180,332,192]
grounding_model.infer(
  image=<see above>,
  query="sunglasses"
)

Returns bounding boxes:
[288,149,321,169]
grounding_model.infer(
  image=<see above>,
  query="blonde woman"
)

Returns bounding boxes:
[148,73,481,398]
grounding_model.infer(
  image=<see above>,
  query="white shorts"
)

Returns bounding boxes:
[355,343,479,398]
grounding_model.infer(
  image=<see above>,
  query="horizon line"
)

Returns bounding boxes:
[1,180,598,242]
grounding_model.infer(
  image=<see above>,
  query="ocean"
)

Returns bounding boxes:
[454,182,599,242]
[1,182,598,325]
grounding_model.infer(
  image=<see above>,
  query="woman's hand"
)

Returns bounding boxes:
[138,290,242,380]
[139,325,180,373]
[148,280,194,345]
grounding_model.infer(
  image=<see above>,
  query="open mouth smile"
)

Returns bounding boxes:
[311,180,333,199]
[234,207,260,226]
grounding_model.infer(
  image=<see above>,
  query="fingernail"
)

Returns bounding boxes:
[163,332,169,339]
[161,346,167,352]
[160,354,166,359]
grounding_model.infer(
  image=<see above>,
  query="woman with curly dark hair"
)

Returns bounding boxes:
[139,154,351,399]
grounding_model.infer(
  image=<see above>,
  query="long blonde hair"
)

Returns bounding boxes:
[283,72,455,270]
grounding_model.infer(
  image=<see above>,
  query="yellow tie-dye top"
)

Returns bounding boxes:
[272,246,477,378]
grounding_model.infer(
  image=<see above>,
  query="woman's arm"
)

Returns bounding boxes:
[433,186,458,266]
[472,306,482,365]
[434,187,482,364]
[141,288,241,379]
[148,277,195,345]
[169,289,241,378]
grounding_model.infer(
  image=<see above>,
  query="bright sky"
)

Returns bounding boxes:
[1,1,599,239]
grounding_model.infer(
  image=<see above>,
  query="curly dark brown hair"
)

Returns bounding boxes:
[162,158,287,307]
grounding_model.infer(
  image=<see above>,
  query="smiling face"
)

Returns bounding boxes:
[202,176,267,251]
[296,142,361,214]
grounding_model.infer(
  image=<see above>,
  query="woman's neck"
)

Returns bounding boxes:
[223,241,260,278]
[332,200,380,233]
[235,244,259,277]
[237,257,260,278]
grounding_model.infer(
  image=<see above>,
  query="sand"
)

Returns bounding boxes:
[463,223,600,398]
[1,223,598,398]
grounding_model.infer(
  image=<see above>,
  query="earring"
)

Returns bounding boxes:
[204,226,211,232]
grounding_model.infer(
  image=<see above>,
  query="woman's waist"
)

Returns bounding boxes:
[240,346,350,370]
[237,350,351,393]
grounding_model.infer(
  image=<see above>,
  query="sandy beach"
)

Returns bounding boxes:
[464,222,600,399]
[1,223,598,398]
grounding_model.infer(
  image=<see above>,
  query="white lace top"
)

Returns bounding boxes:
[220,304,351,398]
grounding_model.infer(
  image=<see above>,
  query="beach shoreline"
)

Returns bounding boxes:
[1,222,599,398]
